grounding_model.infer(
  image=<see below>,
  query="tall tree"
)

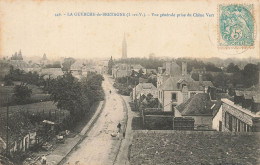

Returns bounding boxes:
[226,63,240,73]
[62,58,76,71]
[108,56,114,75]
[242,64,259,87]
[50,72,104,120]
[13,83,32,103]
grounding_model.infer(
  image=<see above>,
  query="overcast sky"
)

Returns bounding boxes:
[0,0,259,60]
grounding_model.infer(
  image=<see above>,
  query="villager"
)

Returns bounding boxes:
[41,155,47,165]
[117,122,121,132]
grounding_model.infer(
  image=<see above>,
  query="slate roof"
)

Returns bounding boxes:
[158,76,213,91]
[176,93,222,116]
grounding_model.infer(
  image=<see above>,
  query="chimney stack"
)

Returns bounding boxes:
[182,62,187,76]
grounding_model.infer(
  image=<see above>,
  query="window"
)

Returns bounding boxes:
[172,93,177,102]
[238,120,240,132]
[228,114,232,131]
[234,117,237,132]
[247,125,251,132]
[243,122,247,132]
[225,112,227,127]
[219,121,222,131]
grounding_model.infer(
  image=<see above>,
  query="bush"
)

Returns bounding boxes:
[4,79,14,86]
[12,84,32,104]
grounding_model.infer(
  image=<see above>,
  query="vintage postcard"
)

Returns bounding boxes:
[0,0,259,164]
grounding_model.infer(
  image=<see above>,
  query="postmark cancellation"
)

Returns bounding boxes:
[218,4,255,49]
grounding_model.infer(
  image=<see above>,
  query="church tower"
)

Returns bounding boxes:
[122,33,127,59]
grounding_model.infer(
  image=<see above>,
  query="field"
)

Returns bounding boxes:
[130,131,260,165]
[0,82,50,106]
[0,101,70,118]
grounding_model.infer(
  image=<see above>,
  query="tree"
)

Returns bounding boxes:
[226,63,240,73]
[205,63,222,72]
[242,63,259,87]
[108,56,114,75]
[50,71,104,120]
[137,69,144,78]
[212,72,231,89]
[50,72,82,117]
[147,77,157,87]
[13,83,32,103]
[62,58,76,71]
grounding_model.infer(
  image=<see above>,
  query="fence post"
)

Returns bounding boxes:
[142,108,145,129]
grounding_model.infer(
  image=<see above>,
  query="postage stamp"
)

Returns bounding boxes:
[218,4,254,48]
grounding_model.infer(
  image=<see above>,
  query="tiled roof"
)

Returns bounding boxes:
[159,76,213,91]
[176,93,221,116]
[135,83,157,91]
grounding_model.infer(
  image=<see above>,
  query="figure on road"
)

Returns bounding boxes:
[117,122,121,133]
[109,90,111,94]
[41,155,47,165]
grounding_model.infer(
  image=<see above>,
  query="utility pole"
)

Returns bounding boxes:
[134,80,137,110]
[6,98,9,156]
[127,76,129,87]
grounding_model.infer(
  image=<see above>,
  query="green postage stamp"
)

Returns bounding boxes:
[218,4,254,48]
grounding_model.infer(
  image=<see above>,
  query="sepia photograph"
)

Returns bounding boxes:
[0,0,259,164]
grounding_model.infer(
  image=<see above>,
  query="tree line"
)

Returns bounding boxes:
[3,66,104,122]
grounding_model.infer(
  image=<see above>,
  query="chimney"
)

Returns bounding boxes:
[182,62,187,76]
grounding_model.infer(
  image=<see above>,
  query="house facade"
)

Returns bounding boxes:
[41,68,64,79]
[157,61,182,88]
[212,105,223,131]
[132,83,158,100]
[112,64,131,79]
[221,98,260,132]
[158,75,213,111]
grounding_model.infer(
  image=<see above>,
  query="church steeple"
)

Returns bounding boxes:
[122,33,127,59]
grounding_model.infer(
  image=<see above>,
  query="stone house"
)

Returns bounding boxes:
[175,93,222,130]
[130,64,146,74]
[158,73,213,111]
[41,68,63,79]
[112,64,131,79]
[221,87,260,132]
[190,67,206,75]
[212,105,223,131]
[157,61,183,88]
[145,69,157,75]
[132,83,158,100]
